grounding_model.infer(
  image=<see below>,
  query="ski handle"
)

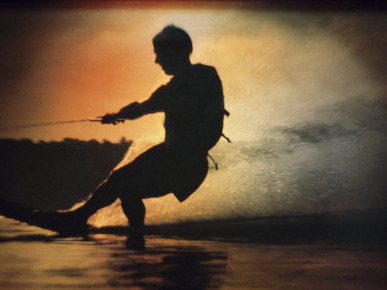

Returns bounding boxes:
[92,116,125,125]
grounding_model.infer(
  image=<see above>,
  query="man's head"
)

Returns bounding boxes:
[153,25,192,75]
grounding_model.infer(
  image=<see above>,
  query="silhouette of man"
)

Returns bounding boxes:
[63,25,226,244]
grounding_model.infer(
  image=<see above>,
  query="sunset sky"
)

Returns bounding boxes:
[1,2,385,144]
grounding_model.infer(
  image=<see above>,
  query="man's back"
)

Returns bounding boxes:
[151,64,225,152]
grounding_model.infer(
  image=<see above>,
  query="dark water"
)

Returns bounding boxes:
[1,217,387,289]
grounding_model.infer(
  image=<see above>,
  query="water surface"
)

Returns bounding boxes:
[1,218,386,289]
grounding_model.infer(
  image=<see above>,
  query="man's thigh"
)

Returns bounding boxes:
[109,147,174,199]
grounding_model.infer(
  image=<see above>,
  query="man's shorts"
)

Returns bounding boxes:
[110,143,208,202]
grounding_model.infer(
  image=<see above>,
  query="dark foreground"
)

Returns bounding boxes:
[1,210,387,289]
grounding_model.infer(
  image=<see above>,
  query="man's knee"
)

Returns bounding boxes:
[120,195,145,225]
[120,190,140,203]
[106,169,137,194]
[108,169,125,183]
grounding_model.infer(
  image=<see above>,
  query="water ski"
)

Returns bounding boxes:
[0,197,89,236]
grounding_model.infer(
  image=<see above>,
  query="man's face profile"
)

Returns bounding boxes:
[154,48,176,76]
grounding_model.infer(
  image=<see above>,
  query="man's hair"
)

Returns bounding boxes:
[153,25,192,57]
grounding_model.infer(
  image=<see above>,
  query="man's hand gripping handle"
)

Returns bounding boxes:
[98,113,125,125]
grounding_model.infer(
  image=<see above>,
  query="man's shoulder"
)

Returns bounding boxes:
[193,63,217,73]
[192,64,219,81]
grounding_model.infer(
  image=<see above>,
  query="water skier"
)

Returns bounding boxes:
[57,25,228,245]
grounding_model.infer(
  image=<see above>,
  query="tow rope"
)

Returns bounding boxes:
[0,118,124,132]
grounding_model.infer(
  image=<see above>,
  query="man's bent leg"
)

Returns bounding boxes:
[120,196,146,249]
[74,159,144,219]
[50,177,120,235]
[74,178,120,219]
[120,196,145,230]
[33,177,119,235]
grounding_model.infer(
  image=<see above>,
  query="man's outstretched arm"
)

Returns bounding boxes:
[101,86,167,124]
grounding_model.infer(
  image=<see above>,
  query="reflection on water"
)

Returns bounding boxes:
[107,242,227,289]
[0,219,229,289]
[1,219,387,289]
[0,235,228,289]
